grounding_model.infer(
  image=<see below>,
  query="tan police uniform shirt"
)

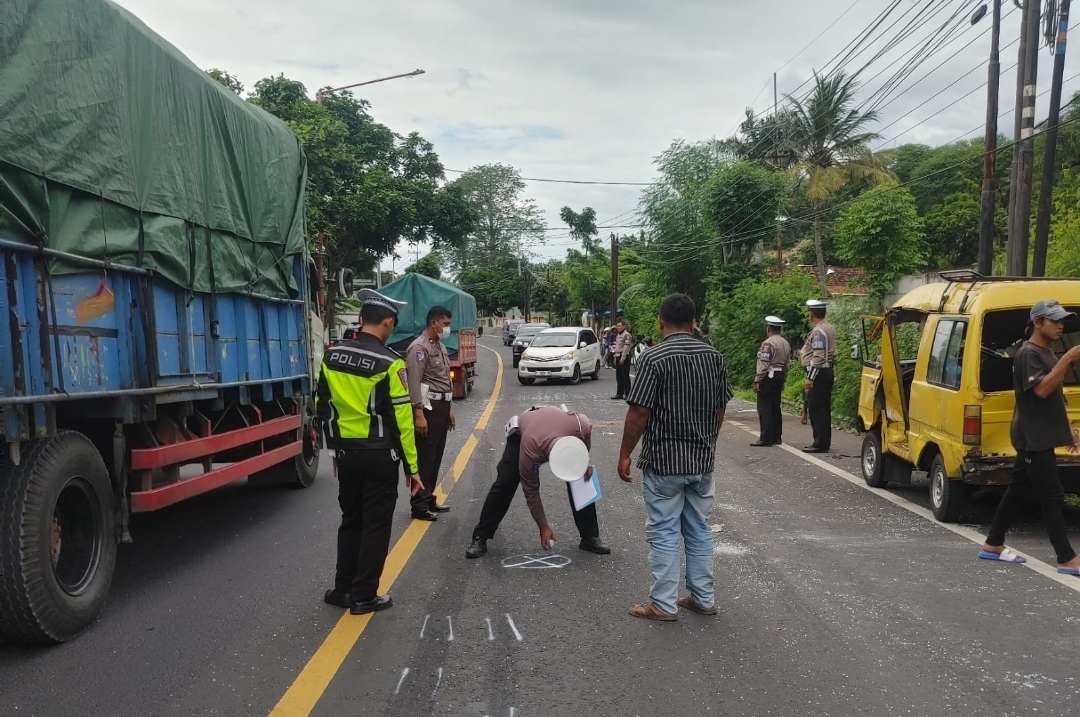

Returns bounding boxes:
[405,334,453,408]
[799,320,837,379]
[755,334,792,383]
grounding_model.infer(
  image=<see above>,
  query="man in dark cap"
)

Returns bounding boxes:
[317,289,423,615]
[980,299,1080,574]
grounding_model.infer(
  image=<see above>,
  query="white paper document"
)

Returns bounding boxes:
[569,468,603,511]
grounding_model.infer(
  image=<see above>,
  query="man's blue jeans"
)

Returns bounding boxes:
[642,471,715,615]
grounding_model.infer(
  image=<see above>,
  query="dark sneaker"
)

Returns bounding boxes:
[350,595,393,615]
[465,537,488,559]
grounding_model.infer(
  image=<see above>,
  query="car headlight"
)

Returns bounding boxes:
[521,350,529,358]
[562,351,574,359]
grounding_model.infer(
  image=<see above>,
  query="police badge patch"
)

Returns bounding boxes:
[398,368,409,386]
[810,331,827,350]
[416,349,427,362]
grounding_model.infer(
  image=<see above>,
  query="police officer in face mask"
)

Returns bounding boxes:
[405,306,456,520]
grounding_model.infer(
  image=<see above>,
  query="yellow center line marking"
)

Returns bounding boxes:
[726,419,1080,594]
[267,343,504,717]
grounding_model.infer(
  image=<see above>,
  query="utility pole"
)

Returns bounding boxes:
[1033,0,1072,276]
[523,269,532,323]
[974,1,1002,276]
[1007,0,1043,276]
[610,233,619,327]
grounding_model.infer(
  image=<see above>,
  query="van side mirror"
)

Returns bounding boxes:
[850,343,862,360]
[579,341,587,348]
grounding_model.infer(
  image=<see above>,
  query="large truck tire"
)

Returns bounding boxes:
[0,432,117,644]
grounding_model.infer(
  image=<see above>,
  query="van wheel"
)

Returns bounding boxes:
[568,364,582,385]
[929,454,965,522]
[860,430,887,488]
[518,376,535,386]
[591,361,601,380]
[0,432,117,643]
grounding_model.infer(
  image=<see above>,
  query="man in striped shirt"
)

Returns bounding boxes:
[618,293,733,621]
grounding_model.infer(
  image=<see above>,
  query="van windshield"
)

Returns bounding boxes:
[531,333,577,348]
[980,307,1080,392]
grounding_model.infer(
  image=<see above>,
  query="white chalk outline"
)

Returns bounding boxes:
[446,615,454,641]
[432,667,443,699]
[394,667,409,695]
[505,613,523,642]
[485,617,495,641]
[501,553,571,569]
[419,614,429,639]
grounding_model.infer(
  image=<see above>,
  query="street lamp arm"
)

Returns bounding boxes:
[316,69,425,102]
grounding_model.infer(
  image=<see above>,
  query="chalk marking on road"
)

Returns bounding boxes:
[419,614,429,639]
[501,553,571,569]
[485,617,494,641]
[446,615,454,641]
[394,668,409,695]
[432,667,443,699]
[510,708,518,717]
[266,346,504,717]
[728,420,1080,595]
[505,613,523,642]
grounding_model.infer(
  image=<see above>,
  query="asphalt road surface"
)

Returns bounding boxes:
[2,336,1079,717]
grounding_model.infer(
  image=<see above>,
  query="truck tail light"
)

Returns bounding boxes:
[450,369,457,380]
[962,405,981,445]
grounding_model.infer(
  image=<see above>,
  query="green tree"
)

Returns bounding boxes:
[442,164,546,276]
[560,206,608,317]
[404,253,442,280]
[206,68,244,95]
[637,139,728,311]
[785,72,893,287]
[246,74,475,327]
[703,160,786,265]
[922,192,980,268]
[1046,171,1080,277]
[833,184,925,301]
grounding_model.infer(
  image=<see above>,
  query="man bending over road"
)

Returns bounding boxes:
[466,405,611,558]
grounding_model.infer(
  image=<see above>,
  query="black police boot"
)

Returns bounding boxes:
[350,595,393,615]
[430,503,451,513]
[323,589,351,608]
[579,536,611,555]
[411,508,438,521]
[465,537,488,559]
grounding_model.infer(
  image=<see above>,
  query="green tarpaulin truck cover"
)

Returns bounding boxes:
[0,0,307,297]
[380,273,478,353]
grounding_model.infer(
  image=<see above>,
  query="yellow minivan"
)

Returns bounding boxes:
[856,271,1080,522]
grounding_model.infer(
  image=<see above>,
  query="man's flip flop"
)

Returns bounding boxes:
[1057,567,1080,577]
[978,547,1026,564]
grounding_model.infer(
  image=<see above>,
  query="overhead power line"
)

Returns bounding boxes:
[444,169,651,186]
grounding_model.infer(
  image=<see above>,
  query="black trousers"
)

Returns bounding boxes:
[807,367,834,450]
[334,450,399,601]
[472,434,599,541]
[987,449,1077,564]
[756,372,786,443]
[411,400,451,511]
[615,356,632,397]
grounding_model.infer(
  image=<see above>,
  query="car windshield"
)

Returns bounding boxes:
[516,325,548,338]
[531,333,577,348]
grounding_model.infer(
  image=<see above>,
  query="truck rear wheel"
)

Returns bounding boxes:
[0,432,117,643]
[249,411,320,489]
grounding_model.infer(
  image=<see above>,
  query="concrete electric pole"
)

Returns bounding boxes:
[1006,0,1042,276]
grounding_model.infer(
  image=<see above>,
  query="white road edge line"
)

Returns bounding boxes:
[726,419,1080,594]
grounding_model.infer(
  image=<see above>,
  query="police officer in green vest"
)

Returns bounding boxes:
[317,289,422,615]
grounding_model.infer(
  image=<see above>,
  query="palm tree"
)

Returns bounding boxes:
[786,72,893,290]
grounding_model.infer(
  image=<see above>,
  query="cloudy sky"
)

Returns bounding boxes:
[115,0,1079,271]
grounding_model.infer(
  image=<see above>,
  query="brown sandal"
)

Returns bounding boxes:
[628,602,677,621]
[677,596,718,616]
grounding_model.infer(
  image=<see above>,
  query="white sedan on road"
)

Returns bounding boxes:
[517,327,602,385]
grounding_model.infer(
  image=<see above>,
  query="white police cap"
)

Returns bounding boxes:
[765,315,785,327]
[805,299,827,309]
[358,288,406,314]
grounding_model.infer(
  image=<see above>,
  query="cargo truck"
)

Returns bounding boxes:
[379,274,478,399]
[0,0,322,642]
